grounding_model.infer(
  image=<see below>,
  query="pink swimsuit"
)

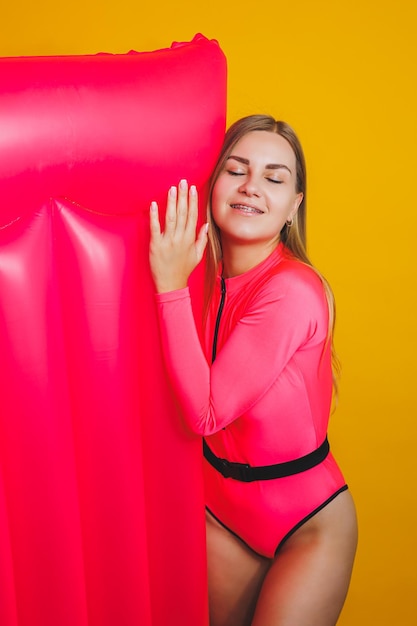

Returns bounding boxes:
[156,243,347,558]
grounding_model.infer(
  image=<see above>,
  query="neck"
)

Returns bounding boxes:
[221,240,279,278]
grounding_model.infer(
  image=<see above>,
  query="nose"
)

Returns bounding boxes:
[238,175,261,197]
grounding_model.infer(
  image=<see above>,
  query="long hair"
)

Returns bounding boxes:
[204,114,340,391]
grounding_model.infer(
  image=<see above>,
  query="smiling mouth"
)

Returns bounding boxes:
[230,204,264,215]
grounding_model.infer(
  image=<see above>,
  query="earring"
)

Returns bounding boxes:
[286,217,293,228]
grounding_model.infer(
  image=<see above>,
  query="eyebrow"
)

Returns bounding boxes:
[227,155,292,174]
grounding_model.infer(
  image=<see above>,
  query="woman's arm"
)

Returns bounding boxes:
[150,184,328,437]
[155,269,327,436]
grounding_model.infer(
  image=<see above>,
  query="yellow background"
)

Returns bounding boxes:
[2,1,416,624]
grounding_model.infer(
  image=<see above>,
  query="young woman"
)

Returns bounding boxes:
[149,115,357,626]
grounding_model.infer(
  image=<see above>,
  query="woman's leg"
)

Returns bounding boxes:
[206,510,271,626]
[252,490,358,626]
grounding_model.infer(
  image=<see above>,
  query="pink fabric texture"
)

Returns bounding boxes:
[156,243,346,557]
[0,35,226,626]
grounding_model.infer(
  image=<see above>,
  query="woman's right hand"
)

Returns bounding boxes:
[149,179,209,293]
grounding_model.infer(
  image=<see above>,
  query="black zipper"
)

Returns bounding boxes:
[211,276,226,363]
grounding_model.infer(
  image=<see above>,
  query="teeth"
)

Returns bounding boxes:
[232,204,262,214]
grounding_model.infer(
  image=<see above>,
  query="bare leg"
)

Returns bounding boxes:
[252,490,358,626]
[206,510,270,626]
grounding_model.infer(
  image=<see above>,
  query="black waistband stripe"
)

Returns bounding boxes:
[203,437,330,482]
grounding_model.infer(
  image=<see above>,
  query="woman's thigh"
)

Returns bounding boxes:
[252,490,358,626]
[206,510,271,626]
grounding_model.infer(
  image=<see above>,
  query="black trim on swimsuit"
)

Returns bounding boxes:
[274,485,349,555]
[211,276,226,363]
[206,485,349,559]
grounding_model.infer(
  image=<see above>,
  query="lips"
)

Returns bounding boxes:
[230,203,264,215]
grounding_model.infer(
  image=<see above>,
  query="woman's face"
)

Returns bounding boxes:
[211,130,303,249]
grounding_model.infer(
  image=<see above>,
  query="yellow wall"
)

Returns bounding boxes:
[2,1,416,624]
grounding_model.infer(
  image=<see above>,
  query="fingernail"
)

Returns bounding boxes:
[170,186,177,197]
[179,179,188,190]
[190,185,197,196]
[204,222,209,234]
[150,201,157,211]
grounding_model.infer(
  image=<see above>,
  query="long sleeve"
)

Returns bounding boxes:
[155,259,330,438]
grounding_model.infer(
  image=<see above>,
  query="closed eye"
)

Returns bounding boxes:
[227,170,245,176]
[267,178,283,184]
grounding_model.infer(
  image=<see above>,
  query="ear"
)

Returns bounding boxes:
[289,192,304,221]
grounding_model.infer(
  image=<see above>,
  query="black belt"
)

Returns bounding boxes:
[203,437,330,482]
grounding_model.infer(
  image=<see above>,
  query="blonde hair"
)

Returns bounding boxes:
[204,114,340,391]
